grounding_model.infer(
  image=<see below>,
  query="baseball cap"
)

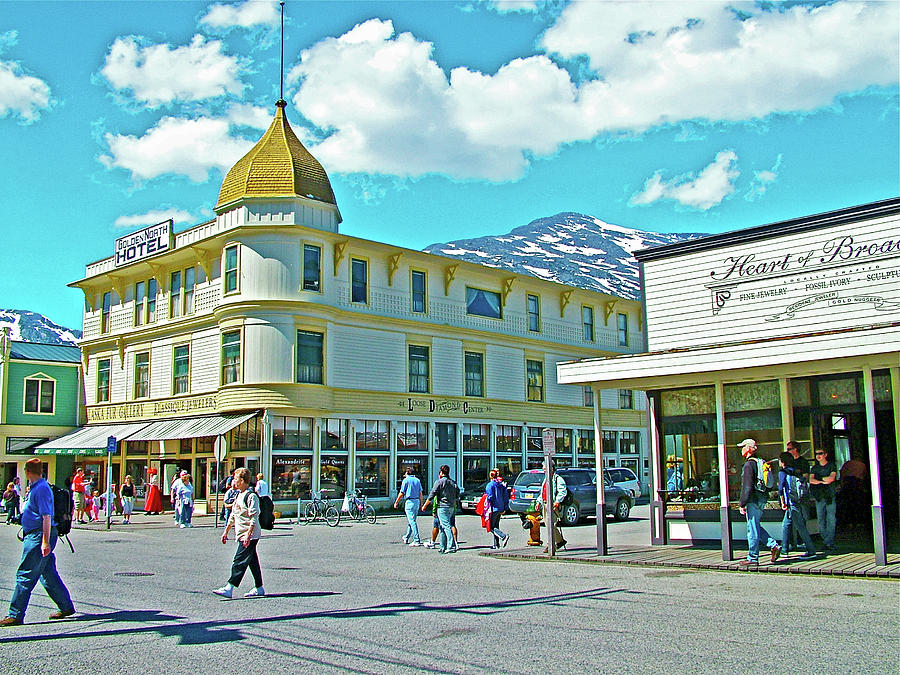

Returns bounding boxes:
[738,438,757,453]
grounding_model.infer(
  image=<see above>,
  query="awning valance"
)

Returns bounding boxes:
[34,422,152,456]
[125,411,258,441]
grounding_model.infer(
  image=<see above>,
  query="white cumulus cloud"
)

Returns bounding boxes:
[490,0,539,13]
[0,60,52,123]
[114,208,195,229]
[226,102,271,130]
[631,150,740,210]
[200,0,281,29]
[746,153,784,201]
[100,34,243,106]
[100,116,254,182]
[284,3,897,182]
[0,32,52,123]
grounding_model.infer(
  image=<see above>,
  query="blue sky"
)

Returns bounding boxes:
[1,0,897,330]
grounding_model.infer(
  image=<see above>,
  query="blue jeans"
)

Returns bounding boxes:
[745,500,778,562]
[815,498,836,548]
[403,498,421,543]
[781,504,816,556]
[180,504,193,525]
[436,506,457,552]
[9,529,74,622]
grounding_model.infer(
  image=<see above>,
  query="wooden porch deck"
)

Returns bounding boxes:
[492,544,900,578]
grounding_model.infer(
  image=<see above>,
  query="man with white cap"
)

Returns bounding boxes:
[737,438,780,567]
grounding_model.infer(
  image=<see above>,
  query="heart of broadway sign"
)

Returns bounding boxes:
[114,220,173,267]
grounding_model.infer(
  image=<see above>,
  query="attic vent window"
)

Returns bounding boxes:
[466,287,502,320]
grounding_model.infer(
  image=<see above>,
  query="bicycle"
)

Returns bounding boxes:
[345,489,376,524]
[301,490,340,527]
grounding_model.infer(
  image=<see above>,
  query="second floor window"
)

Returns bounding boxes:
[619,389,633,409]
[464,351,484,397]
[583,386,594,407]
[351,258,367,303]
[173,345,190,394]
[97,358,111,403]
[466,287,502,319]
[411,270,426,313]
[134,352,150,399]
[527,294,540,332]
[134,281,146,326]
[303,244,322,292]
[170,271,181,318]
[408,345,429,393]
[526,359,544,402]
[24,378,54,414]
[222,331,241,384]
[101,291,112,333]
[583,305,595,341]
[618,312,628,347]
[183,267,195,315]
[296,330,324,384]
[224,245,238,294]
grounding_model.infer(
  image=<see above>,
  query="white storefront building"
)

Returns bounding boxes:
[559,198,899,564]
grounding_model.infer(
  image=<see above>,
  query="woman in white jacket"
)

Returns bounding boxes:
[213,468,264,599]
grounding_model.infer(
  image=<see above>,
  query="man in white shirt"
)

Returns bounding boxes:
[255,473,270,498]
[170,471,186,522]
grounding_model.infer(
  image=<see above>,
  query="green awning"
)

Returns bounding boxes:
[33,422,151,456]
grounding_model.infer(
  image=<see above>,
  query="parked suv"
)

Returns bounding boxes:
[607,467,641,498]
[508,467,633,526]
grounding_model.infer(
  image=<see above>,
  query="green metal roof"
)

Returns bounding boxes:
[9,341,80,364]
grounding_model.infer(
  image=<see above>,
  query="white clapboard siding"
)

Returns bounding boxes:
[431,337,463,397]
[150,339,172,399]
[190,329,221,393]
[328,324,405,392]
[485,345,525,401]
[544,354,582,406]
[643,212,900,351]
[241,319,294,384]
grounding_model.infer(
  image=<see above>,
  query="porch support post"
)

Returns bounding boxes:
[593,388,608,556]
[714,380,732,561]
[891,367,900,523]
[862,367,887,566]
[779,377,794,446]
[648,391,666,546]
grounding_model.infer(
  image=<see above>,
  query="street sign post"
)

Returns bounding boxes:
[213,436,225,529]
[106,436,116,531]
[542,428,556,556]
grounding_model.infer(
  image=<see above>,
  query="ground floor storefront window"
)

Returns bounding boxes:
[462,454,489,488]
[320,455,347,498]
[356,455,388,497]
[272,455,312,499]
[396,455,427,492]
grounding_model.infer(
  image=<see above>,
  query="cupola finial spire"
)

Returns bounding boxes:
[278,1,285,104]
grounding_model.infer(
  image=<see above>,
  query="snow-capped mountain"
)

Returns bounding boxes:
[424,212,705,300]
[0,309,81,346]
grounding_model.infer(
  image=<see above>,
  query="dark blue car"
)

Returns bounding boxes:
[508,467,633,526]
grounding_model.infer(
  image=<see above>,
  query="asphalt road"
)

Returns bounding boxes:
[0,509,896,674]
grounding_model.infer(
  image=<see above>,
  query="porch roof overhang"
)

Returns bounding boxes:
[558,322,900,391]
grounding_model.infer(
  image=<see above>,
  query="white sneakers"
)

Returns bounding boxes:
[213,584,265,599]
[408,542,421,547]
[213,585,233,599]
[423,541,436,549]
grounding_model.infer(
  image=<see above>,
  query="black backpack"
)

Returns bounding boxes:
[244,488,275,530]
[258,494,275,530]
[51,484,74,537]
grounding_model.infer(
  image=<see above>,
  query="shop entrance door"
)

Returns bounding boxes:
[432,456,458,487]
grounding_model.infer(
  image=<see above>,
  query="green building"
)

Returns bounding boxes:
[0,329,83,486]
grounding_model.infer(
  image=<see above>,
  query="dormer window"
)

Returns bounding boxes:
[24,375,55,414]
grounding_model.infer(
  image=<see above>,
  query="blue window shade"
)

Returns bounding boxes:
[466,287,501,319]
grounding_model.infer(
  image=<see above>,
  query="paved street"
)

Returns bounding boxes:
[0,511,896,674]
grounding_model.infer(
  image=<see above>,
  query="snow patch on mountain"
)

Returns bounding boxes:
[424,212,703,300]
[0,309,81,346]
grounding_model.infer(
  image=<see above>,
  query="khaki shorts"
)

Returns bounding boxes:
[73,492,85,509]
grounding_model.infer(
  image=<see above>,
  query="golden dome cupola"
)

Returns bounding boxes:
[215,100,341,231]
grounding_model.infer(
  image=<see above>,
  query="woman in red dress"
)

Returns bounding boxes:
[144,468,163,515]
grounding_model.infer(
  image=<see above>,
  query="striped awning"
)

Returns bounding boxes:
[34,422,152,456]
[124,411,258,441]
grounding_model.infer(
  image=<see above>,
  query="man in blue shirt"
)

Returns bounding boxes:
[394,468,423,546]
[1,459,75,626]
[486,469,511,549]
